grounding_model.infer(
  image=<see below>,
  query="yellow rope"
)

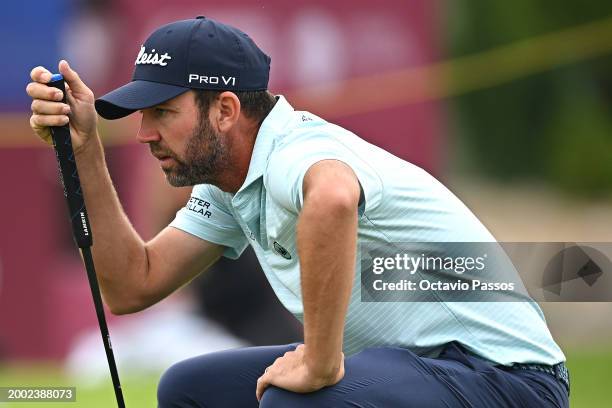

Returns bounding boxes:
[288,14,612,117]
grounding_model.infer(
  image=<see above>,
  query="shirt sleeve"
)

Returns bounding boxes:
[169,184,249,259]
[265,134,383,216]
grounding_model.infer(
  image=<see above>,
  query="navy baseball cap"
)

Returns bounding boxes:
[95,16,271,120]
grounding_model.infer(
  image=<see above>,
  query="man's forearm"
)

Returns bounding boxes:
[297,184,358,378]
[74,135,148,313]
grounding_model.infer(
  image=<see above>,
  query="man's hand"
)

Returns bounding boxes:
[255,344,345,401]
[26,60,97,152]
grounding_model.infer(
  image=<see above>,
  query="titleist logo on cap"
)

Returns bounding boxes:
[135,46,172,66]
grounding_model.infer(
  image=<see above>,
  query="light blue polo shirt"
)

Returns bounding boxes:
[170,96,565,366]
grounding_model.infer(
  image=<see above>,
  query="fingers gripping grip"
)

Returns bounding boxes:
[47,74,93,248]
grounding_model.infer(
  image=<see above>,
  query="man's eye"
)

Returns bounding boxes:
[154,108,168,116]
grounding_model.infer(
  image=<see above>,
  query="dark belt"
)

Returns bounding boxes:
[510,362,570,396]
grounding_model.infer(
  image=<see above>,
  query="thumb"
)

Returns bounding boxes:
[58,60,89,94]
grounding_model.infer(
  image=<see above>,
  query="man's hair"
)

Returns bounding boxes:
[193,89,277,125]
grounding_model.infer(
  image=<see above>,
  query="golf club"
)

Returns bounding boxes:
[47,73,126,408]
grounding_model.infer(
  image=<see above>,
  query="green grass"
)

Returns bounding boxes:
[566,346,612,408]
[0,347,610,407]
[0,364,159,407]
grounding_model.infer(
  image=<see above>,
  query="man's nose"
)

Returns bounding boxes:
[136,117,161,144]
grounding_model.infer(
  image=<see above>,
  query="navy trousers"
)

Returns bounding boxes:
[157,342,568,407]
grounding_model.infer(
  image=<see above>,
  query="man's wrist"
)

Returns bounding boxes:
[74,132,102,158]
[303,346,343,382]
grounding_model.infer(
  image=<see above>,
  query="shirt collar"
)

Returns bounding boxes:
[235,95,295,195]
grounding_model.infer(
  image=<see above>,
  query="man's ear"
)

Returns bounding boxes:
[215,91,241,132]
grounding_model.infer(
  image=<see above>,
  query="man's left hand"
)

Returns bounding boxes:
[255,344,344,401]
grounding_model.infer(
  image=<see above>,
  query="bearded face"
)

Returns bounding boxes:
[150,111,232,187]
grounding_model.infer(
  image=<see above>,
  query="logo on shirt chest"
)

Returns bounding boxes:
[273,241,292,260]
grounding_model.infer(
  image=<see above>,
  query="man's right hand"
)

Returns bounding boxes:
[26,60,98,153]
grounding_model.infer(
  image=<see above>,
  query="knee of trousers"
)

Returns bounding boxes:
[259,387,321,408]
[157,359,211,407]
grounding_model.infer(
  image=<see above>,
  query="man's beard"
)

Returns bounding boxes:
[152,117,231,187]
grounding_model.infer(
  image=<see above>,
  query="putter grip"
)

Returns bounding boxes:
[48,74,93,248]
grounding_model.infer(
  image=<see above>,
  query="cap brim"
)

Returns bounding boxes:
[95,80,189,120]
